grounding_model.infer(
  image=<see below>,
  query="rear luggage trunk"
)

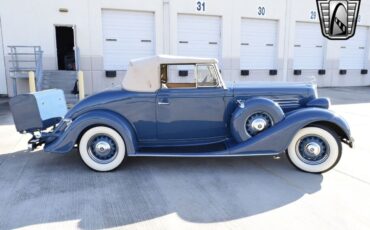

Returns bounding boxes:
[9,89,68,133]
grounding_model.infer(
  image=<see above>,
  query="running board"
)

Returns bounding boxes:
[133,141,281,157]
[131,152,280,157]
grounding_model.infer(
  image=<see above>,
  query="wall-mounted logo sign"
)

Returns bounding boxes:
[316,0,361,40]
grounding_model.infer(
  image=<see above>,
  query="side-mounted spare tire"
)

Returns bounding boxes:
[230,98,285,143]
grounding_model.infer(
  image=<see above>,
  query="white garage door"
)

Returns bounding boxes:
[340,26,368,69]
[240,19,278,70]
[102,10,155,70]
[177,14,221,63]
[293,22,325,70]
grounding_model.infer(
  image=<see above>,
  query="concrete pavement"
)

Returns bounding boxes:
[0,88,369,230]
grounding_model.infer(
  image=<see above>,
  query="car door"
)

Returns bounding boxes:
[156,64,226,141]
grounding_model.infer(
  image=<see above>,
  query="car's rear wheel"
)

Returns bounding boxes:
[79,126,126,172]
[287,126,342,173]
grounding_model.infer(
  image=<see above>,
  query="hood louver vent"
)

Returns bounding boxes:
[273,98,300,108]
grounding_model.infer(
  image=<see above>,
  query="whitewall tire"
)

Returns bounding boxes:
[79,126,126,172]
[287,127,342,173]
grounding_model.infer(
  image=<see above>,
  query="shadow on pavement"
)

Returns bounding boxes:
[0,150,322,229]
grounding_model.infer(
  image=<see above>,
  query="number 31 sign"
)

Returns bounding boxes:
[197,1,206,11]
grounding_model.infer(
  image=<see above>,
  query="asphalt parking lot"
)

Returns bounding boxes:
[0,87,370,230]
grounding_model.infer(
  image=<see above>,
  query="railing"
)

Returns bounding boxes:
[75,46,80,71]
[35,49,43,90]
[8,46,43,95]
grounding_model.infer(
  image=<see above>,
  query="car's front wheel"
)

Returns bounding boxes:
[287,126,342,173]
[79,126,126,172]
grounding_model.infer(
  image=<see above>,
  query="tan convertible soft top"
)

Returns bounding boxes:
[122,55,218,92]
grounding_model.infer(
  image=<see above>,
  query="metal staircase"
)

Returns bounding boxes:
[8,46,80,106]
[8,46,43,95]
[42,70,79,106]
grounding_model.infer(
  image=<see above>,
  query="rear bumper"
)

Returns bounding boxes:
[27,129,62,151]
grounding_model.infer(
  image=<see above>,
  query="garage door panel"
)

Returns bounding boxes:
[293,22,325,70]
[178,16,220,29]
[178,45,219,58]
[241,47,275,57]
[177,14,221,63]
[240,19,277,70]
[340,26,368,69]
[102,10,155,70]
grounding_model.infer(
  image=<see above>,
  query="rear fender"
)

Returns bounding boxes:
[229,108,352,155]
[44,110,137,154]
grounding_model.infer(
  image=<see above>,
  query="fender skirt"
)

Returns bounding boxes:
[227,107,352,155]
[44,110,137,154]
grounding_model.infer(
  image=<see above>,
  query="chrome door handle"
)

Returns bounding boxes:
[158,101,170,105]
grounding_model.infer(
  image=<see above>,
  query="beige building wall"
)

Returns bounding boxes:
[0,0,369,96]
[0,17,7,95]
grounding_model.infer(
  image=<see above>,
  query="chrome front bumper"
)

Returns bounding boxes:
[343,137,355,148]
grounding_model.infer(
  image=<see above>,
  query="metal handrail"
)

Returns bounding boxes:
[75,46,80,71]
[35,50,43,90]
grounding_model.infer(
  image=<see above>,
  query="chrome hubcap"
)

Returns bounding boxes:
[305,142,321,156]
[251,118,267,131]
[246,112,273,136]
[87,135,118,164]
[94,141,112,156]
[296,135,329,165]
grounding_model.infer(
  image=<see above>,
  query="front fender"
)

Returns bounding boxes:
[288,108,351,141]
[229,108,352,155]
[44,110,137,154]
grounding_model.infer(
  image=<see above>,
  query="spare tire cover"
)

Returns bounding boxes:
[230,98,285,143]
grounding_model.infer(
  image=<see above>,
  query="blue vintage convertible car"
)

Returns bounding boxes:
[10,55,353,173]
